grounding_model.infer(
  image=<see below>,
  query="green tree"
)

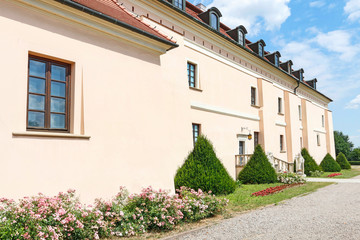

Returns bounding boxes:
[237,145,277,184]
[174,135,236,195]
[349,148,360,162]
[320,153,341,172]
[334,131,354,158]
[336,152,351,170]
[301,148,321,175]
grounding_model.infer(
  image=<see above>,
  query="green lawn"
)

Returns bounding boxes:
[225,182,332,212]
[308,167,360,179]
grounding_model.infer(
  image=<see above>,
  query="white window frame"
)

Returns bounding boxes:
[298,105,302,120]
[317,134,321,146]
[322,115,325,128]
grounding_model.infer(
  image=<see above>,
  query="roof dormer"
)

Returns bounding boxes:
[265,51,281,67]
[293,68,304,82]
[248,40,266,57]
[306,78,317,89]
[171,0,186,10]
[280,60,293,74]
[226,25,248,47]
[198,7,222,31]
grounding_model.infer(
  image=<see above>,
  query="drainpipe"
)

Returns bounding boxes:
[294,79,300,94]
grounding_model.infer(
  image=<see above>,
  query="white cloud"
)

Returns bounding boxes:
[314,30,359,61]
[279,29,360,101]
[344,0,360,22]
[208,0,291,36]
[310,1,325,8]
[346,95,360,109]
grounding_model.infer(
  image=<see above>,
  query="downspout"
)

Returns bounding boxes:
[294,80,300,94]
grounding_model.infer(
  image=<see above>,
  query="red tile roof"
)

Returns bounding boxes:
[69,0,176,44]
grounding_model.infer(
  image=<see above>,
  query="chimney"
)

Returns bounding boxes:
[196,3,207,11]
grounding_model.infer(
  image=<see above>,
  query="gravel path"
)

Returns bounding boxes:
[170,176,360,240]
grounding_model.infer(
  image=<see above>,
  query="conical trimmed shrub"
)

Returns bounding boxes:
[237,145,277,184]
[174,135,236,195]
[336,152,351,170]
[320,153,341,172]
[301,148,321,175]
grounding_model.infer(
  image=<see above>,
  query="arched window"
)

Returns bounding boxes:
[239,30,244,46]
[210,13,219,30]
[259,43,264,57]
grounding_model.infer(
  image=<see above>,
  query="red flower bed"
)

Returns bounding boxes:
[251,183,303,197]
[327,173,342,178]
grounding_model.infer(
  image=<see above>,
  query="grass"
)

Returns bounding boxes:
[225,182,332,212]
[308,167,360,178]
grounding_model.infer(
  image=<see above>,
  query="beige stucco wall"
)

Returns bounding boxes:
[0,0,336,202]
[305,101,328,163]
[0,0,192,202]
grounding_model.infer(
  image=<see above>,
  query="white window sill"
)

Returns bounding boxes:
[12,132,91,139]
[189,86,203,92]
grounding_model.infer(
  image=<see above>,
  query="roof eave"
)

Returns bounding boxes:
[54,0,178,50]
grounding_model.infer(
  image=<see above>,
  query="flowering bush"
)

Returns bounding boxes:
[0,187,227,239]
[309,170,324,177]
[327,173,342,178]
[251,183,303,197]
[277,173,306,184]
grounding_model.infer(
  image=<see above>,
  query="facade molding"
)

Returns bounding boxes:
[11,0,174,54]
[191,102,260,121]
[314,129,327,134]
[275,121,287,127]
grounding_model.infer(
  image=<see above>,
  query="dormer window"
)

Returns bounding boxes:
[239,30,244,46]
[265,51,281,67]
[248,40,266,58]
[198,7,222,31]
[280,60,293,74]
[275,54,279,67]
[210,12,219,30]
[293,69,304,82]
[226,25,248,47]
[258,43,264,57]
[172,0,185,10]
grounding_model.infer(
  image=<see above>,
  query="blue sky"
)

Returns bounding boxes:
[189,0,360,147]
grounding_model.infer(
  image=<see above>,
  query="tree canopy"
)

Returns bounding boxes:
[334,131,354,158]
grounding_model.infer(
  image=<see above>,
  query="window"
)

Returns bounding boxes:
[192,123,201,146]
[239,30,245,46]
[300,137,303,149]
[298,105,302,120]
[210,13,219,30]
[251,87,256,105]
[299,71,303,81]
[280,135,284,151]
[173,0,183,9]
[322,115,325,127]
[27,56,70,131]
[278,97,283,114]
[275,54,279,67]
[317,134,320,146]
[187,62,196,88]
[254,132,259,149]
[259,43,264,57]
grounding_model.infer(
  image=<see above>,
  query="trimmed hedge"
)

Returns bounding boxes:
[237,145,277,184]
[336,152,351,170]
[349,161,360,165]
[320,153,341,172]
[174,135,236,195]
[301,148,321,175]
